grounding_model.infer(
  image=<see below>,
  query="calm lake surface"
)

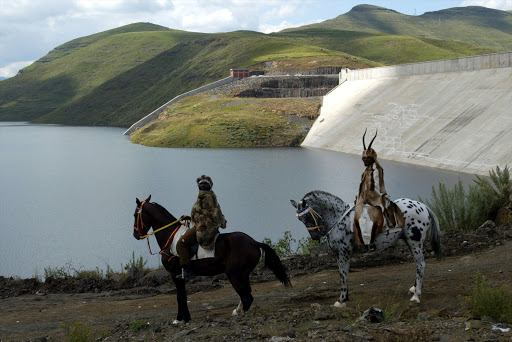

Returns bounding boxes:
[0,122,475,278]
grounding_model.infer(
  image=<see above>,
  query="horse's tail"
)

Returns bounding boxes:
[426,206,442,259]
[258,243,292,287]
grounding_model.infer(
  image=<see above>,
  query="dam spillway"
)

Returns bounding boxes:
[302,52,512,176]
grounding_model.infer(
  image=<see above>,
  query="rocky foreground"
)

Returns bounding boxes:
[1,222,511,341]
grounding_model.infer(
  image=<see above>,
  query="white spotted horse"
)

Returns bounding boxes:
[291,190,441,307]
[133,195,291,324]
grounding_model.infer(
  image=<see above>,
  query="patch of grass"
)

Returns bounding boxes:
[128,319,149,332]
[41,252,147,280]
[44,261,75,279]
[61,321,94,342]
[74,267,104,279]
[380,284,409,321]
[470,273,512,323]
[130,94,320,148]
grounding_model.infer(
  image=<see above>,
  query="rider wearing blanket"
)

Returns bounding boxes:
[354,129,405,246]
[177,175,227,279]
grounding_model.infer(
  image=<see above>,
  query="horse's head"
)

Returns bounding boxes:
[133,195,152,240]
[290,197,325,241]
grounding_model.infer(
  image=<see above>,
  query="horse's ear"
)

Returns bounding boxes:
[136,198,141,206]
[145,195,151,203]
[290,200,298,209]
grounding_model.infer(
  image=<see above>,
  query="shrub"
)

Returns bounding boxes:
[262,231,297,258]
[123,251,147,272]
[470,273,512,323]
[297,236,322,255]
[421,166,510,230]
[129,319,149,332]
[263,231,323,257]
[75,267,104,279]
[61,321,94,342]
[44,261,74,279]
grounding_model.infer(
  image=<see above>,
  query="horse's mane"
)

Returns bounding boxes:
[150,202,177,220]
[303,190,344,204]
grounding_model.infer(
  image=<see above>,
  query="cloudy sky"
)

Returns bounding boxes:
[0,0,510,78]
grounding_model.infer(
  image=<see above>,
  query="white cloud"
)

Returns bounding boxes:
[0,0,344,72]
[0,61,34,78]
[458,0,512,9]
[182,8,236,32]
[259,19,322,33]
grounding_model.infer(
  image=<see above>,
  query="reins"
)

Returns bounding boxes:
[299,203,354,236]
[326,204,354,235]
[135,201,189,256]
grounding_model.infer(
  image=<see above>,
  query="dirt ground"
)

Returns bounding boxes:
[1,224,512,342]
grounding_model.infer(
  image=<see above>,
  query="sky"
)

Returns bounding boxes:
[1,0,511,78]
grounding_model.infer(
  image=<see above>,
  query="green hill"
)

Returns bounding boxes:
[0,26,375,126]
[284,5,512,52]
[0,5,506,128]
[130,94,320,147]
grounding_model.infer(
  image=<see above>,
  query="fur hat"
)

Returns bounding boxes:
[362,128,378,162]
[197,175,213,190]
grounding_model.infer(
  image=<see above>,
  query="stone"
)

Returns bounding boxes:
[360,307,385,323]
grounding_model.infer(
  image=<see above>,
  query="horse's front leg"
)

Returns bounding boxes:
[172,275,191,324]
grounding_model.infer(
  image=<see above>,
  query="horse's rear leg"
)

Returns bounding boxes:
[406,243,425,304]
[227,272,253,316]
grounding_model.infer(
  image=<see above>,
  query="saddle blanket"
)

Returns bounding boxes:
[169,225,216,260]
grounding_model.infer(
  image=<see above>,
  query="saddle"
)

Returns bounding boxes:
[354,201,404,246]
[169,225,217,260]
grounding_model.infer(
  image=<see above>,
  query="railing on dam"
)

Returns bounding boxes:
[340,51,512,82]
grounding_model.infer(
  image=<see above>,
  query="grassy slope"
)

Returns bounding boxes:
[0,23,209,122]
[284,5,512,52]
[274,29,494,65]
[29,31,375,127]
[0,5,506,128]
[130,94,320,147]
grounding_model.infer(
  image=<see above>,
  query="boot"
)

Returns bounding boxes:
[176,265,194,280]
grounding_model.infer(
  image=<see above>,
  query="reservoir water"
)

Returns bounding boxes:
[0,122,475,278]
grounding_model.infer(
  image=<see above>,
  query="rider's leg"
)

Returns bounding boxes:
[177,226,197,279]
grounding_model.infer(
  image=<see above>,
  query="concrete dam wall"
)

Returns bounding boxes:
[302,52,512,176]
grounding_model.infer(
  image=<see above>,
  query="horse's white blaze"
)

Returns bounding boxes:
[333,301,347,308]
[359,207,373,245]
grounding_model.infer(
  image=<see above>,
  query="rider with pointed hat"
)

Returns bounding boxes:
[354,129,405,245]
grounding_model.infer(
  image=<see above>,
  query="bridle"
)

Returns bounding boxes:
[134,201,148,235]
[297,203,355,237]
[297,205,325,233]
[134,201,189,256]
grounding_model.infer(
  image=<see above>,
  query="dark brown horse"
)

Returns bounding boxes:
[132,195,291,324]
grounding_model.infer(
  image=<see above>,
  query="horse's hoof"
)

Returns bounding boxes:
[410,295,421,304]
[333,301,347,308]
[172,319,186,326]
[409,286,416,294]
